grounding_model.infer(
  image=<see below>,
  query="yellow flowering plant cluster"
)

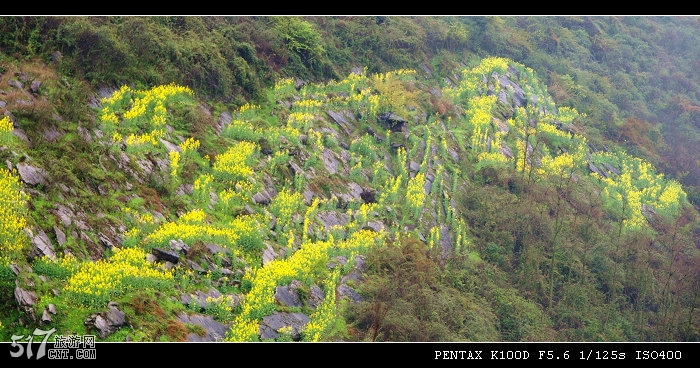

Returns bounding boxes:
[124,129,165,153]
[179,137,200,154]
[144,221,240,252]
[272,77,297,99]
[301,198,322,243]
[287,111,315,131]
[444,58,548,173]
[223,119,262,142]
[142,211,265,262]
[428,225,441,250]
[99,85,132,120]
[292,98,323,113]
[179,208,207,223]
[302,130,324,170]
[0,116,14,147]
[233,238,333,324]
[371,159,390,189]
[234,246,316,329]
[269,188,304,233]
[590,151,688,231]
[0,168,29,265]
[349,134,378,167]
[405,172,427,218]
[350,202,378,231]
[323,70,373,109]
[447,55,687,234]
[536,121,573,148]
[212,141,258,184]
[63,247,174,308]
[169,150,180,178]
[227,228,384,341]
[378,174,403,207]
[348,159,364,184]
[237,102,262,120]
[370,69,417,87]
[445,56,510,101]
[465,95,513,171]
[476,151,511,169]
[536,151,580,180]
[193,173,215,206]
[121,227,143,248]
[217,181,253,211]
[226,314,261,342]
[229,215,264,253]
[337,228,384,257]
[99,83,194,153]
[452,217,473,255]
[302,268,340,341]
[393,146,409,183]
[205,294,237,322]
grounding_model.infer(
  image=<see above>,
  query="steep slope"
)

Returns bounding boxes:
[0,55,697,342]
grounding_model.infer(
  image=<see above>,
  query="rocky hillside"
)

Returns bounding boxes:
[0,53,697,342]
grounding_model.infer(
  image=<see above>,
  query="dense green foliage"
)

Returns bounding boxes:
[0,16,698,343]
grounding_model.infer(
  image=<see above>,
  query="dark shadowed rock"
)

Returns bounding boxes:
[259,137,272,155]
[307,284,325,309]
[169,239,190,255]
[180,288,230,312]
[326,110,355,137]
[263,243,279,265]
[360,189,377,204]
[317,211,349,231]
[253,192,270,205]
[159,139,181,153]
[54,226,66,246]
[364,221,384,233]
[321,148,339,174]
[602,162,620,176]
[275,280,304,308]
[177,312,230,342]
[337,284,362,303]
[259,312,310,341]
[14,287,38,321]
[42,125,62,142]
[587,161,606,178]
[14,287,37,308]
[152,247,179,264]
[16,162,47,186]
[85,302,126,339]
[26,228,56,260]
[377,112,407,132]
[41,309,52,324]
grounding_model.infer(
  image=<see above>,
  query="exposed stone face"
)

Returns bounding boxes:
[275,280,304,308]
[86,302,127,339]
[259,312,310,341]
[14,287,38,308]
[26,228,56,261]
[177,312,231,342]
[16,163,47,186]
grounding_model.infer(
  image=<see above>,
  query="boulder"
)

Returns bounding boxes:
[16,163,47,186]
